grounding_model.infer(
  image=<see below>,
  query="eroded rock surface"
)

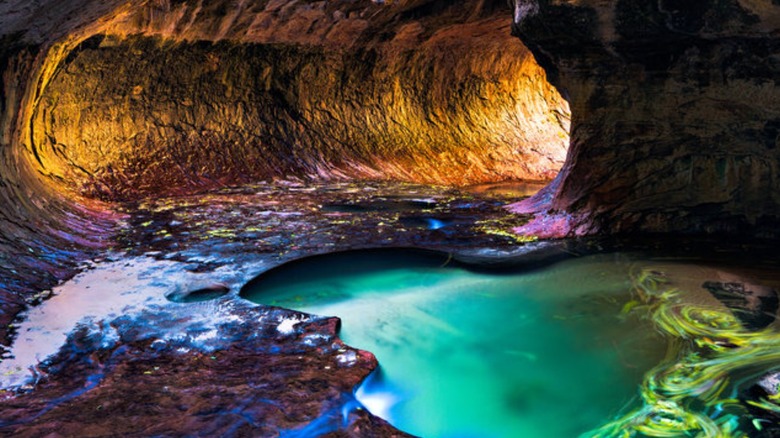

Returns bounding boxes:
[0,302,404,436]
[36,29,567,201]
[12,0,569,201]
[511,0,780,236]
[0,181,542,436]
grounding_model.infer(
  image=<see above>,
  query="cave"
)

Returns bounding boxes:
[1,0,780,436]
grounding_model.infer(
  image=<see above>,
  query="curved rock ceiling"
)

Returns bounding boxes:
[8,0,569,202]
[34,31,567,201]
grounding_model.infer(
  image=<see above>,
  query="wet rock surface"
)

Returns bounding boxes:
[0,304,389,436]
[511,0,780,236]
[3,183,780,436]
[111,181,537,266]
[0,181,539,436]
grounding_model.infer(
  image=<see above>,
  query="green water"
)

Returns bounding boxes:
[242,250,681,437]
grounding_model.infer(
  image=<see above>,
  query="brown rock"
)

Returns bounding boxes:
[0,306,408,436]
[510,0,780,236]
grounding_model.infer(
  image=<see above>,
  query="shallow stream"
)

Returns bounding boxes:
[3,181,780,437]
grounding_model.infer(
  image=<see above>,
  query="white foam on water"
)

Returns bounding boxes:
[0,255,265,390]
[355,383,398,423]
[277,315,308,334]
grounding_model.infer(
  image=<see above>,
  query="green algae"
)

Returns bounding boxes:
[588,266,780,438]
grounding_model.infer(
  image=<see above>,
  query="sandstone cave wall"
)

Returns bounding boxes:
[33,30,567,201]
[0,38,117,346]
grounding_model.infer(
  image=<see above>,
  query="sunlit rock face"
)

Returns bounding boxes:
[0,0,568,335]
[511,0,780,235]
[24,0,569,201]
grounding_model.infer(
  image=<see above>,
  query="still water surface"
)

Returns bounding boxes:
[242,249,691,437]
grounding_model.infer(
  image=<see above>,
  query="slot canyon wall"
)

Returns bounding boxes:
[2,0,780,435]
[35,28,569,201]
[13,0,570,203]
[0,0,568,341]
[511,0,780,236]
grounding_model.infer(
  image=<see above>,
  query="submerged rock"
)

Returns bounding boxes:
[740,372,780,437]
[165,284,231,303]
[702,281,779,330]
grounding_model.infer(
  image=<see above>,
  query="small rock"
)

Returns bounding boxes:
[702,281,779,330]
[165,284,230,303]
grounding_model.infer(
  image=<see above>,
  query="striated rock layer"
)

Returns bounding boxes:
[13,0,568,202]
[510,0,780,236]
[36,29,567,201]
